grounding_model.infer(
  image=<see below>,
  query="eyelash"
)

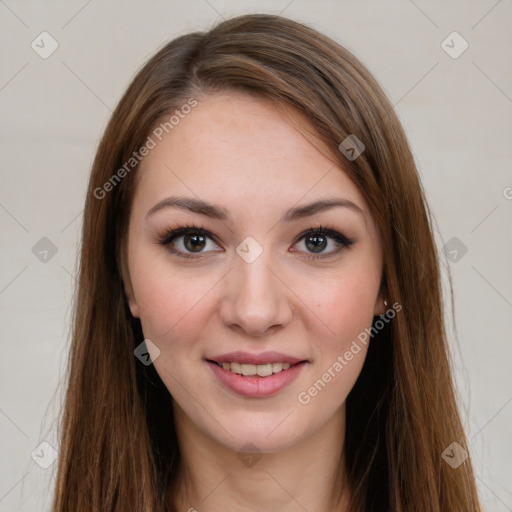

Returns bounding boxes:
[157,223,354,261]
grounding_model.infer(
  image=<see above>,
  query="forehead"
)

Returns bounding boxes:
[134,93,367,218]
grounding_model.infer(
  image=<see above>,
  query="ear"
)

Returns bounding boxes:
[123,274,140,318]
[373,282,388,317]
[120,253,140,318]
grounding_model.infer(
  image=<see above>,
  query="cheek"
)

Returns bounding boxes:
[300,265,380,352]
[295,273,376,415]
[333,280,375,337]
[136,279,203,340]
[129,252,218,346]
[133,270,215,389]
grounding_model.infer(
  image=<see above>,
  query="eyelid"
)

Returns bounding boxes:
[289,226,354,260]
[158,225,220,247]
[158,223,354,259]
[291,226,353,247]
[158,225,223,260]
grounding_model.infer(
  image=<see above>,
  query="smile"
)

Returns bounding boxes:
[211,361,292,377]
[207,359,307,398]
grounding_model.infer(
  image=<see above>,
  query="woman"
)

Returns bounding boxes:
[52,13,482,512]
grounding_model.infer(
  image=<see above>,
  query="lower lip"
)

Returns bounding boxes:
[207,361,306,398]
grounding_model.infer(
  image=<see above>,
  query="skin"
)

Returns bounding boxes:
[123,92,386,511]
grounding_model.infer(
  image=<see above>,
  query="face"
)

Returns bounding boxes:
[124,93,385,454]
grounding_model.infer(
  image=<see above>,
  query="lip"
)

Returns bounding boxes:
[208,351,305,366]
[207,358,307,398]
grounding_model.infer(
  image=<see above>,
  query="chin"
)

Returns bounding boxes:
[217,424,302,455]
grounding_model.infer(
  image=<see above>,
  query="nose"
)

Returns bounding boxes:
[218,250,294,337]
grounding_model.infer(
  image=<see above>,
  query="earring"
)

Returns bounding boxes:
[379,299,389,318]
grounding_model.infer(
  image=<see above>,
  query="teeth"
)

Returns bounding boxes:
[230,362,242,374]
[241,364,256,376]
[218,361,295,376]
[256,363,273,377]
[272,362,283,373]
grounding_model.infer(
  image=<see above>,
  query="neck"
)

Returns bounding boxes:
[171,404,351,512]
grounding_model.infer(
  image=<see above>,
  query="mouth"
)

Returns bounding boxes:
[206,358,307,398]
[205,351,308,397]
[207,360,302,377]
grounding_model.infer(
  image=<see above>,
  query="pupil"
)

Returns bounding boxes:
[306,235,326,252]
[184,234,206,252]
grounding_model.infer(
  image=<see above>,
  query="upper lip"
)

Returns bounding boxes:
[207,351,306,365]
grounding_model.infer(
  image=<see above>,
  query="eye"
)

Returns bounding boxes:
[158,225,222,259]
[292,226,354,260]
[158,224,354,261]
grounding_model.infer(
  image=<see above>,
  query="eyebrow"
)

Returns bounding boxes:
[146,196,364,222]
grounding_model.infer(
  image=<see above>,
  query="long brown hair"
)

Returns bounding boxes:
[52,13,481,511]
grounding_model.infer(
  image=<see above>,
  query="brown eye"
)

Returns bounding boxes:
[292,227,354,259]
[159,226,222,259]
[305,235,328,253]
[183,234,207,252]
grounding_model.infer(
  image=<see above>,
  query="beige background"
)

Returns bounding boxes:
[0,1,511,510]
